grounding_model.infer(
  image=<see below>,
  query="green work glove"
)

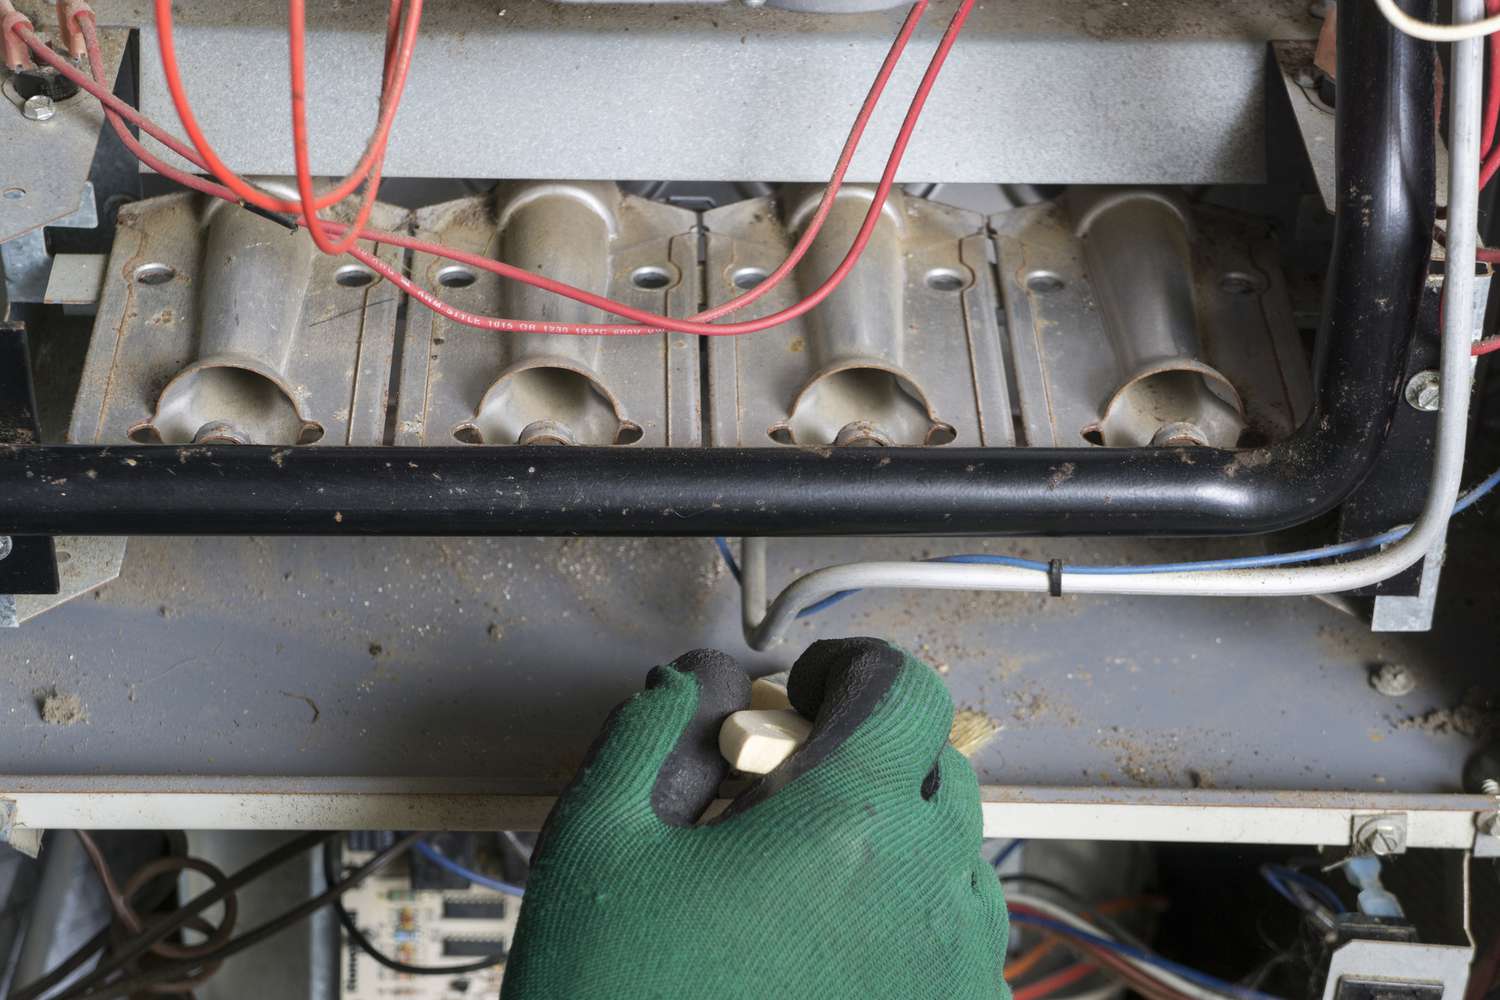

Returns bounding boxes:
[501,637,1009,1000]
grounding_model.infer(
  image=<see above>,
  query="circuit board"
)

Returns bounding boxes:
[338,848,516,999]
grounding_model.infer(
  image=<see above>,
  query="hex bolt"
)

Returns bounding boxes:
[1405,370,1441,412]
[1369,662,1416,698]
[193,421,251,446]
[0,537,10,562]
[21,95,55,122]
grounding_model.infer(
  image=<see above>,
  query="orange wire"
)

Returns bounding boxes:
[290,0,420,253]
[152,0,418,217]
[1004,896,1166,984]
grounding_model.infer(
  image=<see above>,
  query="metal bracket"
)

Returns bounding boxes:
[1474,818,1500,859]
[0,325,60,614]
[1368,271,1491,632]
[1,181,97,308]
[0,800,40,859]
[1352,813,1409,857]
[0,27,126,245]
[1474,783,1500,857]
[1323,940,1471,1000]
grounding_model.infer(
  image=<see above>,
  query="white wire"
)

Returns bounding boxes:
[1005,892,1224,1000]
[742,0,1485,649]
[1052,982,1125,1000]
[1375,0,1500,41]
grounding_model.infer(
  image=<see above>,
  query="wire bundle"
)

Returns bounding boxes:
[15,832,423,1000]
[1004,892,1287,1000]
[7,0,974,339]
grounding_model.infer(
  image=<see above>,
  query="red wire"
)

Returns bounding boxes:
[289,0,419,254]
[1011,962,1096,1000]
[179,0,953,335]
[1483,0,1500,158]
[26,0,967,337]
[65,16,234,201]
[335,0,976,338]
[151,0,416,217]
[70,0,932,326]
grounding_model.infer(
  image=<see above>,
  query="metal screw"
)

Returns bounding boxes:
[1294,66,1318,89]
[0,537,11,562]
[1356,816,1406,856]
[1369,663,1416,698]
[21,96,55,122]
[1483,778,1500,796]
[1404,370,1441,412]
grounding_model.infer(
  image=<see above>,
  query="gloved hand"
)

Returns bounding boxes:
[500,637,1009,1000]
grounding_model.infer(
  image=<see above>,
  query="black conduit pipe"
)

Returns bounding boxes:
[0,0,1436,538]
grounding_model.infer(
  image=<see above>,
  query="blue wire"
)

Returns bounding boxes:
[1454,464,1500,513]
[1259,864,1344,915]
[991,838,1025,871]
[714,536,743,584]
[1266,864,1345,913]
[413,841,526,897]
[1007,910,1286,1000]
[717,463,1500,618]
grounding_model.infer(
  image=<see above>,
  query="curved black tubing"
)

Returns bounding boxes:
[0,0,1437,538]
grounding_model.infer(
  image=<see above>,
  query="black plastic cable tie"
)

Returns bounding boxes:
[1047,559,1064,597]
[239,200,299,232]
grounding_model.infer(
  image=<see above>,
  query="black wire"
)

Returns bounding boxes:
[10,832,191,1000]
[15,832,334,1000]
[322,840,504,977]
[53,834,425,1000]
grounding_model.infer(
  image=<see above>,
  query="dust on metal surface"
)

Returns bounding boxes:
[120,0,1311,184]
[3,522,1498,797]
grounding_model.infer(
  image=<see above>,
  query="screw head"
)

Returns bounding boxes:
[1357,817,1407,856]
[1404,370,1441,412]
[0,537,11,561]
[1482,778,1500,797]
[1294,66,1318,88]
[1369,663,1416,698]
[22,95,55,122]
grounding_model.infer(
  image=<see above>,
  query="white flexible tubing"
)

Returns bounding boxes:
[1375,0,1500,42]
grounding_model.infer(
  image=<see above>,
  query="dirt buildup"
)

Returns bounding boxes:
[38,690,87,726]
[1396,688,1498,740]
[1045,463,1076,490]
